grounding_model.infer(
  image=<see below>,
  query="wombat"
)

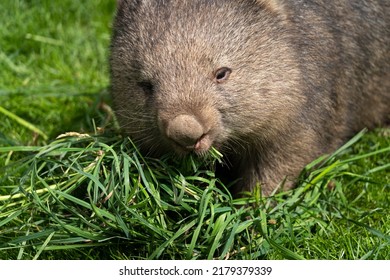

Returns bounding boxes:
[110,0,390,196]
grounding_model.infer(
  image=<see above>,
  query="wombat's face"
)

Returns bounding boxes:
[110,0,304,156]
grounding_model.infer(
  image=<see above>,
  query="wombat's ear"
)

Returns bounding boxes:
[116,0,146,10]
[255,0,288,21]
[117,0,139,7]
[115,0,145,19]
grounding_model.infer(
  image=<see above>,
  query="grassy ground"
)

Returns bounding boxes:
[0,0,389,260]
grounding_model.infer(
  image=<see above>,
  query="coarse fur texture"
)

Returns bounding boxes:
[110,0,390,195]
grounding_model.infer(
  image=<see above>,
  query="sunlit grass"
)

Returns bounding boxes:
[0,130,389,259]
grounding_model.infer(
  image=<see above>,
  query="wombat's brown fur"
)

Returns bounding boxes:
[110,0,389,195]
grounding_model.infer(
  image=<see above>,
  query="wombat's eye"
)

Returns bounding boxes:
[137,81,154,95]
[214,67,232,83]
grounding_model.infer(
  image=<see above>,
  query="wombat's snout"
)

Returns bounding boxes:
[166,114,211,153]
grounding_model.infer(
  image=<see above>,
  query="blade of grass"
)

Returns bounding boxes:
[150,219,197,259]
[186,188,214,259]
[33,231,55,260]
[0,105,48,140]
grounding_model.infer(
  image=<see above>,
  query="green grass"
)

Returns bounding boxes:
[0,0,389,260]
[0,0,114,145]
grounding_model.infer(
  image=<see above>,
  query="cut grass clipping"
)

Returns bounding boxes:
[0,129,389,260]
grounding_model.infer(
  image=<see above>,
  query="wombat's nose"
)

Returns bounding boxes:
[166,114,205,150]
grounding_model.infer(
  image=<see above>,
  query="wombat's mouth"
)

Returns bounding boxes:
[170,133,213,155]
